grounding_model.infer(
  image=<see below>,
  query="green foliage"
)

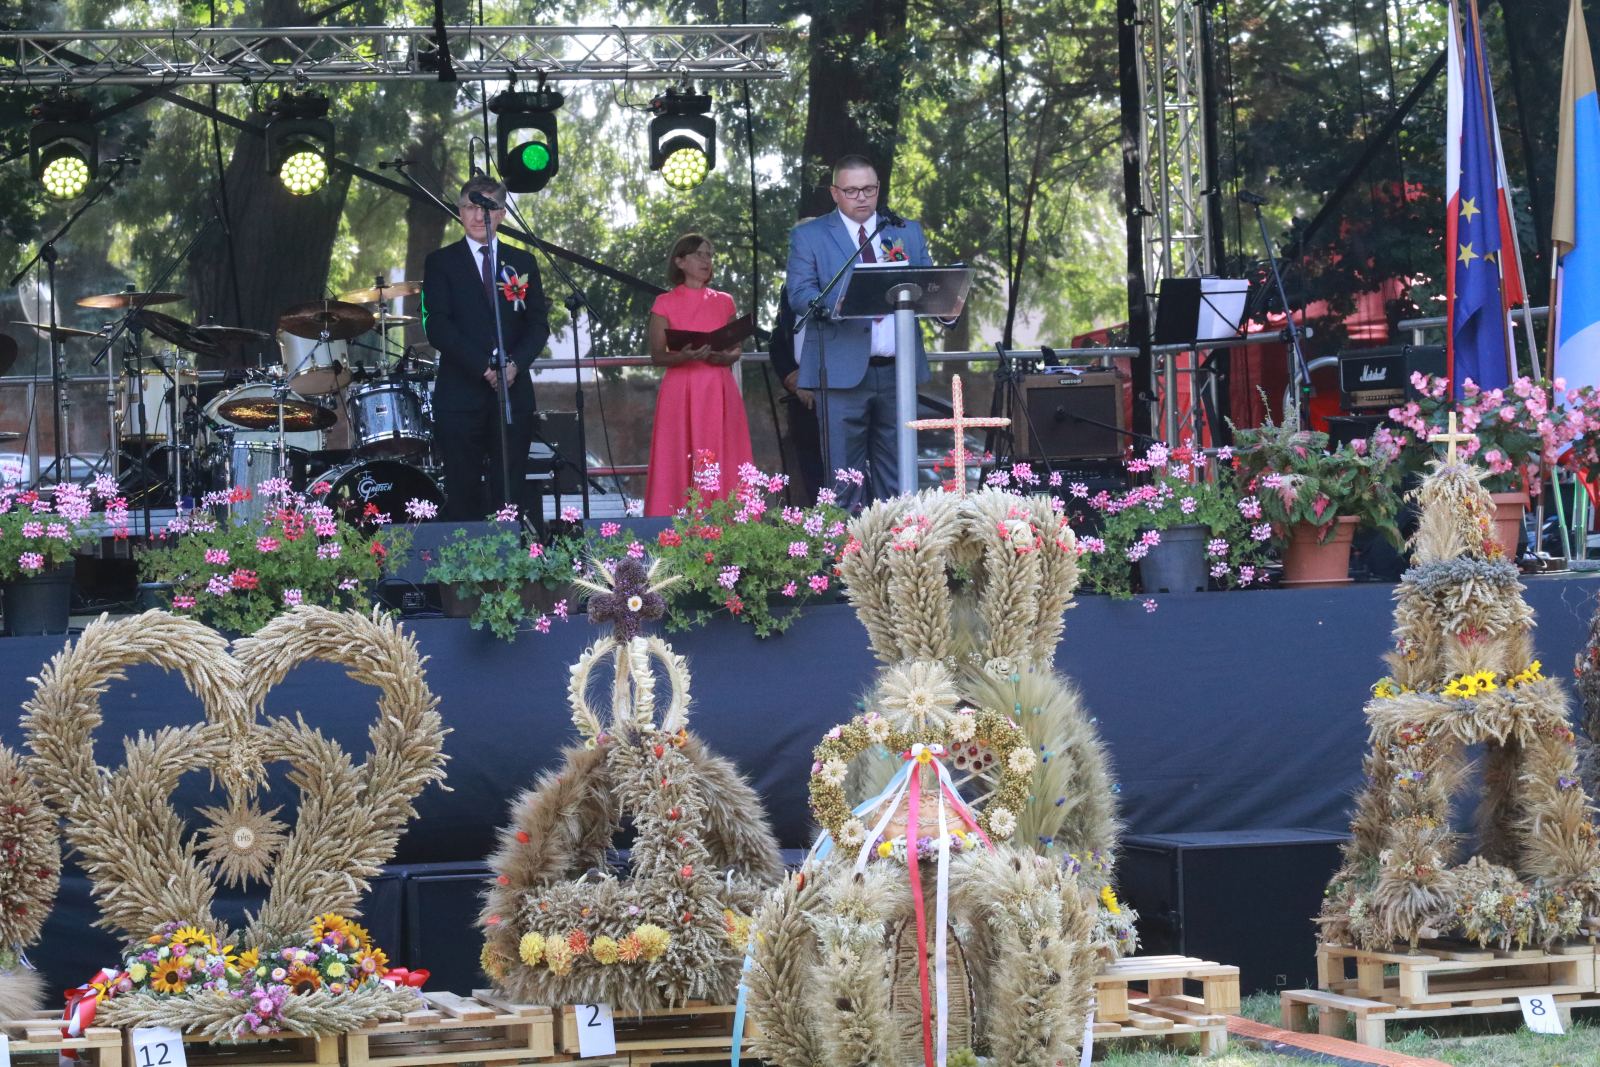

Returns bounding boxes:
[1230,406,1403,548]
[422,519,587,641]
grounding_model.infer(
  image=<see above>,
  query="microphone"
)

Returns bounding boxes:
[1237,189,1269,206]
[378,159,412,170]
[109,155,141,165]
[467,135,489,177]
[469,190,503,212]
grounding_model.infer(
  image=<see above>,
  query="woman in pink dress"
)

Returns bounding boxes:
[643,233,754,516]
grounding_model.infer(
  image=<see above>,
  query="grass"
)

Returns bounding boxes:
[1093,991,1600,1067]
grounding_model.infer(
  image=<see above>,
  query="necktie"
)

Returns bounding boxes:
[479,245,495,303]
[858,225,877,264]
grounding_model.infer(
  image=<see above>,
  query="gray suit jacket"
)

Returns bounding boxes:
[785,214,934,391]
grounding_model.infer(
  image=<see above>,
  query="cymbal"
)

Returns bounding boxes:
[216,396,336,432]
[10,320,102,341]
[194,324,273,347]
[77,290,183,309]
[377,315,420,329]
[134,310,225,359]
[340,280,423,304]
[278,299,375,342]
[0,431,20,442]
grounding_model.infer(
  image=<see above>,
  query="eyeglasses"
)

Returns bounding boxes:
[832,184,880,200]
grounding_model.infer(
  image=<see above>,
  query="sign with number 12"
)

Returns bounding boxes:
[131,1027,188,1067]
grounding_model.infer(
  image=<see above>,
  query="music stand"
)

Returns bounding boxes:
[1152,277,1248,442]
[835,265,973,493]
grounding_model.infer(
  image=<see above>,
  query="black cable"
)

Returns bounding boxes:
[737,0,782,471]
[208,0,243,326]
[995,0,1017,349]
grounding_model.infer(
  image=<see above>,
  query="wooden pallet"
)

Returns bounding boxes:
[122,1029,338,1067]
[1281,986,1600,1048]
[1316,939,1597,1008]
[342,990,554,1067]
[1091,954,1241,1055]
[2,1019,121,1067]
[555,1001,742,1063]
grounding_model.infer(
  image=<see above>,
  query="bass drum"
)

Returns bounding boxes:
[313,459,443,522]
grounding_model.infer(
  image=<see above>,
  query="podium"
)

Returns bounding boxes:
[834,265,972,493]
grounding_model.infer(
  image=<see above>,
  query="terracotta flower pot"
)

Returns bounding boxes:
[1489,490,1528,561]
[1280,516,1359,587]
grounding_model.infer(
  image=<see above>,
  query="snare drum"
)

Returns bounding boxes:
[280,333,351,395]
[313,458,443,522]
[203,382,327,453]
[347,380,429,458]
[207,440,310,526]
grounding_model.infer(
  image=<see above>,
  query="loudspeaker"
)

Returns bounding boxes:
[1020,372,1125,461]
[1117,829,1347,995]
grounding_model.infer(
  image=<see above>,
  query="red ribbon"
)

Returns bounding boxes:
[61,967,124,1052]
[382,967,429,989]
[905,762,935,1067]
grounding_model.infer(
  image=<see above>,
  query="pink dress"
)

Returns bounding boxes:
[643,285,755,516]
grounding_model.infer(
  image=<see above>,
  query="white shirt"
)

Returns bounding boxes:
[837,209,898,358]
[465,234,499,278]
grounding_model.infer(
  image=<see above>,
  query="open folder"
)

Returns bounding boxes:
[665,312,755,352]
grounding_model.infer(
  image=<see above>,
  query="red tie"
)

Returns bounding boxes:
[858,225,876,264]
[480,245,495,303]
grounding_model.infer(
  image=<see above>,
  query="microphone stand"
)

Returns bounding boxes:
[9,158,134,486]
[501,196,602,521]
[793,211,900,480]
[480,201,515,510]
[1240,193,1311,428]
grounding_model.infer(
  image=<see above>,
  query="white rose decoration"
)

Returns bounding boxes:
[987,807,1017,838]
[819,758,849,787]
[948,712,976,742]
[838,818,866,847]
[1007,746,1037,775]
[865,714,891,743]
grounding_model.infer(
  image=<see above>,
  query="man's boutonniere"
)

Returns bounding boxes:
[499,267,529,311]
[879,237,909,262]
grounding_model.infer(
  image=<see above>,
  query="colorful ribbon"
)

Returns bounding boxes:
[380,967,430,989]
[61,967,124,1052]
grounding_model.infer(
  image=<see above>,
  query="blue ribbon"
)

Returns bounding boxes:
[812,755,914,863]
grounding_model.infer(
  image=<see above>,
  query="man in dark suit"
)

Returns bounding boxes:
[422,176,550,520]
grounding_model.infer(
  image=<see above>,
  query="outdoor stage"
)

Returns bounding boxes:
[6,574,1600,992]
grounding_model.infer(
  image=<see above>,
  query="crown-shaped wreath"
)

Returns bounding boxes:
[478,558,783,1014]
[22,607,448,1039]
[1322,462,1600,950]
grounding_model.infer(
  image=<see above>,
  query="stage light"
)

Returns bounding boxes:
[491,87,564,193]
[648,86,715,191]
[264,91,334,196]
[29,97,97,201]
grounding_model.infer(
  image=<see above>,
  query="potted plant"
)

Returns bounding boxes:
[1386,373,1584,557]
[1230,407,1403,586]
[649,456,852,637]
[1071,442,1270,598]
[136,480,417,635]
[0,479,128,635]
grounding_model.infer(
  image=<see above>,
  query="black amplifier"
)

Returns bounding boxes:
[1338,344,1445,411]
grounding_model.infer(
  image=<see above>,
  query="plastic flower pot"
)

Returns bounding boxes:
[1137,523,1209,593]
[1279,516,1359,587]
[1489,490,1528,561]
[1,558,76,636]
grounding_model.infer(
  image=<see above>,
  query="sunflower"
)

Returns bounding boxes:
[195,799,288,889]
[353,946,389,978]
[237,947,259,973]
[286,963,322,994]
[876,660,962,733]
[343,920,373,952]
[149,958,188,994]
[171,925,217,952]
[311,913,353,944]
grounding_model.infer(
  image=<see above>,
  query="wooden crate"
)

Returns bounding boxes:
[1316,939,1597,1009]
[555,1002,741,1062]
[122,1029,338,1067]
[3,1019,121,1067]
[1090,954,1241,1056]
[1282,986,1600,1048]
[342,991,554,1067]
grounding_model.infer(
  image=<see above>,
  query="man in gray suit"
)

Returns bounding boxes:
[786,154,932,507]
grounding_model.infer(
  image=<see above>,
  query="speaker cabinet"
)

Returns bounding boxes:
[1020,371,1125,461]
[1117,829,1347,995]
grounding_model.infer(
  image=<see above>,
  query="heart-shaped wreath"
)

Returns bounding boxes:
[22,607,448,1039]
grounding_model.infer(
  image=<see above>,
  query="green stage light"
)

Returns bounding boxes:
[264,91,334,196]
[40,148,92,200]
[278,145,328,195]
[29,96,98,201]
[648,87,715,192]
[492,88,564,194]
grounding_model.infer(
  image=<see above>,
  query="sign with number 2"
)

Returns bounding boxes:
[572,1003,616,1057]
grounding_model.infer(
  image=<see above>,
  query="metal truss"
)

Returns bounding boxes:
[0,24,784,87]
[1134,0,1212,285]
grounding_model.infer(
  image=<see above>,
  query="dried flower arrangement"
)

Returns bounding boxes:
[1319,462,1600,950]
[478,558,784,1014]
[22,607,449,1038]
[744,484,1124,1067]
[0,745,59,1021]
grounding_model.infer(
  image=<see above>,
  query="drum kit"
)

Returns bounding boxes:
[14,277,447,520]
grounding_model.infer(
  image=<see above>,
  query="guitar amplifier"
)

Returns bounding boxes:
[1020,370,1126,461]
[1338,344,1445,412]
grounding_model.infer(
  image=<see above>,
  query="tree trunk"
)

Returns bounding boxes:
[795,0,913,218]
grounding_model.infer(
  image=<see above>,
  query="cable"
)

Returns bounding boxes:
[208,0,244,326]
[995,0,1017,349]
